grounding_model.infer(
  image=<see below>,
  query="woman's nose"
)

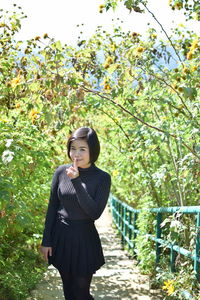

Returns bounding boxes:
[74,150,80,156]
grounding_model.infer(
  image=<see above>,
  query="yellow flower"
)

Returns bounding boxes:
[103,56,113,69]
[190,38,198,51]
[175,2,183,9]
[186,38,199,60]
[106,57,113,64]
[186,51,193,60]
[34,36,41,41]
[29,109,40,123]
[191,65,198,72]
[151,33,157,39]
[15,103,21,108]
[104,83,111,91]
[104,63,110,69]
[99,4,105,13]
[10,75,21,88]
[29,109,39,116]
[43,33,49,39]
[163,280,173,288]
[162,280,175,296]
[102,77,111,91]
[112,170,119,177]
[167,284,175,295]
[178,86,184,92]
[136,47,145,55]
[111,43,117,51]
[130,32,139,38]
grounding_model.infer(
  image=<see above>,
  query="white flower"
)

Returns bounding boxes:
[2,150,14,164]
[5,139,13,147]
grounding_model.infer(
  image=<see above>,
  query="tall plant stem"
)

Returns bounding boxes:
[166,137,184,206]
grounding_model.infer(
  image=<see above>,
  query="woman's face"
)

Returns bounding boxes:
[69,139,91,168]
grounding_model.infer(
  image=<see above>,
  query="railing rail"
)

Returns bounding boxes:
[109,195,200,299]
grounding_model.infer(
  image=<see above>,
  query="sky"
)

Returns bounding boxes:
[1,0,198,45]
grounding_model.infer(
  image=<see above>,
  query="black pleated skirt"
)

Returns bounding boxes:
[48,216,105,276]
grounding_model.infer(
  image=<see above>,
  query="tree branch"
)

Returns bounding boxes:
[139,66,194,119]
[97,107,131,141]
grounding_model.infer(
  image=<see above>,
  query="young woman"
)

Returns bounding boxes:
[40,127,111,300]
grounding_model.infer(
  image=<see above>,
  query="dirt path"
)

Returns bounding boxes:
[28,207,162,300]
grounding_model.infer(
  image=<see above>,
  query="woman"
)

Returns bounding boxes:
[41,127,111,300]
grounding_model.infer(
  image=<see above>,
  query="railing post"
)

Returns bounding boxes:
[110,196,114,220]
[128,210,132,251]
[117,201,120,230]
[113,197,116,223]
[121,204,125,247]
[133,212,138,257]
[156,212,162,264]
[124,206,127,246]
[194,212,200,281]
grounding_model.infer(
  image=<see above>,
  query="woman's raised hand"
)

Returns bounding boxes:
[66,158,79,179]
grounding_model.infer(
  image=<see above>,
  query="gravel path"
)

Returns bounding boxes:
[28,206,162,300]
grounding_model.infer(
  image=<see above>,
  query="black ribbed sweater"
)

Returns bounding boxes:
[41,163,111,247]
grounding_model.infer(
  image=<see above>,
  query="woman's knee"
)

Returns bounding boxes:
[72,276,92,299]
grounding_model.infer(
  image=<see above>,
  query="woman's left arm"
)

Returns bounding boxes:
[71,173,111,220]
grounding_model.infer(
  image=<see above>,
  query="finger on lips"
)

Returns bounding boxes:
[73,158,78,169]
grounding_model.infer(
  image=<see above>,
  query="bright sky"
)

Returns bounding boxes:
[1,0,198,45]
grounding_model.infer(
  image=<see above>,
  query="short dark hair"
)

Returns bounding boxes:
[67,127,100,163]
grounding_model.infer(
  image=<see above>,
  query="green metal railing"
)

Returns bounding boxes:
[109,195,200,298]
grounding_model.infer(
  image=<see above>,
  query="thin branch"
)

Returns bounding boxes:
[139,66,194,119]
[97,107,131,141]
[83,86,176,135]
[142,3,183,65]
[143,96,189,118]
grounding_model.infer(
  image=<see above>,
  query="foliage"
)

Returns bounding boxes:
[155,262,199,299]
[134,203,156,274]
[0,1,199,298]
[0,118,66,298]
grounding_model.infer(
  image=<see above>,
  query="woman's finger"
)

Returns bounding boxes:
[66,165,79,178]
[40,247,52,261]
[73,158,78,170]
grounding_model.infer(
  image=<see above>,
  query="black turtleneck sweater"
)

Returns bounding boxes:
[41,164,111,247]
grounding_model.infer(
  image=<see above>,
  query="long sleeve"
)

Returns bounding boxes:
[71,172,111,220]
[41,167,61,247]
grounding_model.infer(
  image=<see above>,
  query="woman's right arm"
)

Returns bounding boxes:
[41,166,61,249]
